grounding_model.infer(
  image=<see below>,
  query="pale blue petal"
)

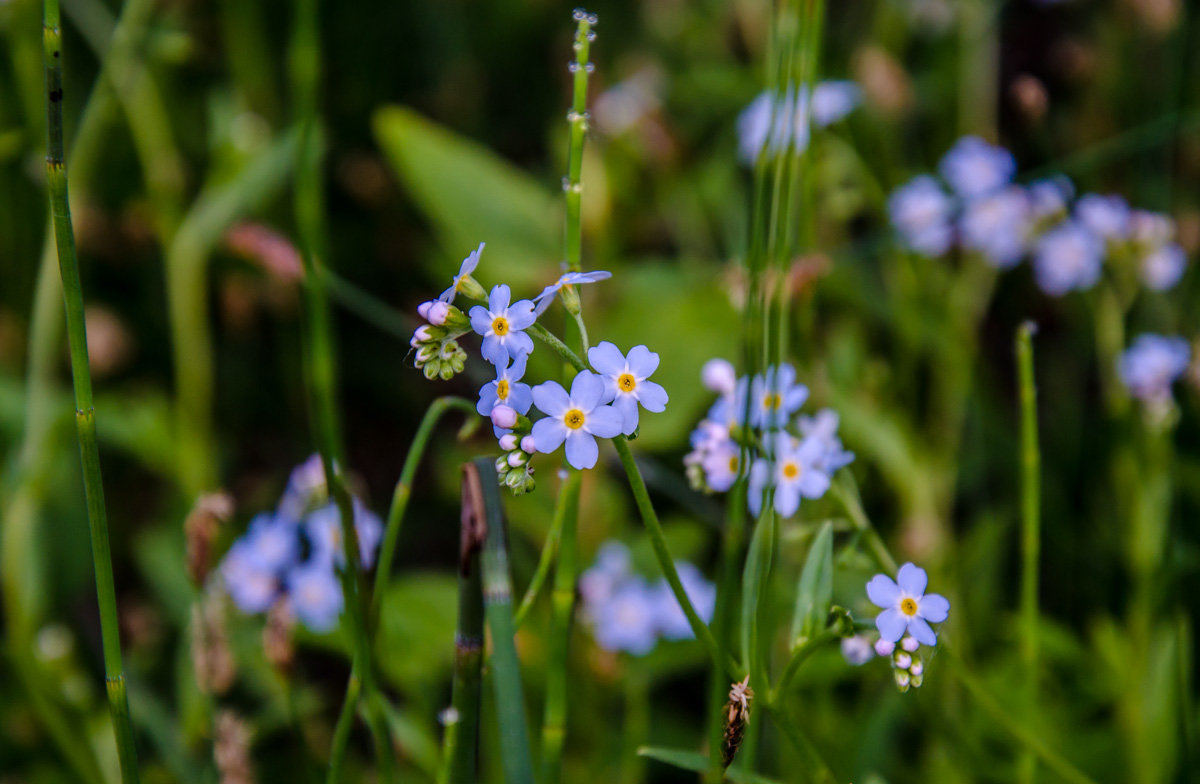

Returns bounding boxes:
[907,616,937,646]
[461,242,484,275]
[476,384,498,415]
[586,404,625,438]
[507,353,528,381]
[507,383,533,415]
[481,336,507,367]
[587,342,626,375]
[532,381,571,417]
[612,396,639,435]
[919,593,950,623]
[875,608,907,642]
[896,563,928,596]
[488,284,511,313]
[797,469,830,499]
[571,370,606,410]
[469,306,492,335]
[565,430,599,469]
[774,482,801,517]
[531,417,567,453]
[507,300,537,329]
[866,574,900,608]
[506,331,534,360]
[626,345,660,377]
[635,381,668,412]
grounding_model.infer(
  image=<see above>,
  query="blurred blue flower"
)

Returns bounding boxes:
[796,408,855,473]
[888,175,954,257]
[1027,176,1073,221]
[438,242,485,303]
[764,432,831,517]
[530,371,624,469]
[810,80,862,127]
[938,136,1015,200]
[277,453,327,520]
[1075,193,1131,241]
[866,562,950,646]
[469,284,537,367]
[654,562,717,640]
[221,539,281,614]
[591,578,660,655]
[587,342,669,435]
[532,270,612,316]
[1032,221,1105,296]
[750,364,809,430]
[841,634,875,666]
[286,561,344,633]
[959,185,1030,268]
[1118,334,1191,404]
[304,499,384,571]
[1140,243,1187,291]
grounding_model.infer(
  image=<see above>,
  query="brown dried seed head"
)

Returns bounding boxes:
[263,598,297,675]
[185,492,234,586]
[214,710,256,784]
[721,677,754,769]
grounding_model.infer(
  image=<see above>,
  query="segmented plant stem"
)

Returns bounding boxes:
[41,1,140,779]
[1016,322,1041,784]
[540,470,583,784]
[564,11,594,273]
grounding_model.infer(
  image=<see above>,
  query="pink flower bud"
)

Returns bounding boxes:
[413,325,433,343]
[701,358,737,397]
[894,652,912,670]
[874,639,895,657]
[417,300,436,320]
[520,435,537,453]
[490,405,518,429]
[427,301,450,326]
[900,635,920,653]
[498,434,518,451]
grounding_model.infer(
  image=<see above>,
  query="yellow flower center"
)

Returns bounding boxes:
[492,316,510,336]
[728,456,739,473]
[564,409,586,430]
[618,373,637,393]
[763,392,781,410]
[900,597,918,616]
[497,379,510,400]
[781,461,799,480]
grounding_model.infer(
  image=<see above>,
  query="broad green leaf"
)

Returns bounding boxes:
[740,512,775,681]
[638,746,784,784]
[373,105,560,289]
[790,521,833,643]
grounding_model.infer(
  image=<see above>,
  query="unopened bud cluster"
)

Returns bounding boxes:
[875,634,925,692]
[495,431,537,495]
[412,300,470,380]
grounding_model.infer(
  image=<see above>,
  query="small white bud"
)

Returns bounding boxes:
[520,435,537,453]
[507,452,527,467]
[900,635,920,653]
[499,434,518,451]
[895,670,911,689]
[894,652,912,670]
[413,325,433,343]
[490,405,518,429]
[427,301,450,326]
[874,639,895,657]
[417,300,436,320]
[909,660,924,677]
[701,358,737,397]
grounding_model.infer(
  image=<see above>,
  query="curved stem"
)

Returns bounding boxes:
[612,436,743,681]
[512,476,572,629]
[772,628,840,699]
[370,396,477,627]
[529,323,587,372]
[1016,322,1041,784]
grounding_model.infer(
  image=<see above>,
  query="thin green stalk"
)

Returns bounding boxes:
[613,436,742,681]
[371,395,478,627]
[512,492,568,628]
[41,0,139,778]
[831,473,896,575]
[705,481,748,783]
[619,666,650,784]
[771,628,840,698]
[437,490,486,784]
[288,0,391,777]
[563,10,594,274]
[327,671,362,778]
[530,323,587,371]
[1015,322,1040,784]
[540,470,583,784]
[467,457,535,784]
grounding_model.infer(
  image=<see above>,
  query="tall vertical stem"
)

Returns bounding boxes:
[563,10,594,274]
[41,1,140,779]
[1016,322,1041,784]
[288,0,391,777]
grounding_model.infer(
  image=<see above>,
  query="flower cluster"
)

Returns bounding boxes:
[1118,334,1192,405]
[579,542,716,656]
[415,245,667,487]
[888,136,1190,296]
[220,455,383,632]
[865,562,949,692]
[737,81,862,164]
[685,359,853,517]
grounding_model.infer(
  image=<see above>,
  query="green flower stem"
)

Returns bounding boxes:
[530,323,588,371]
[540,469,583,784]
[288,0,391,777]
[613,436,743,681]
[830,473,896,575]
[437,490,486,784]
[939,650,1099,784]
[468,457,535,784]
[513,470,572,628]
[1015,322,1041,784]
[41,0,140,779]
[371,396,478,627]
[327,670,362,779]
[564,11,594,273]
[771,628,841,699]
